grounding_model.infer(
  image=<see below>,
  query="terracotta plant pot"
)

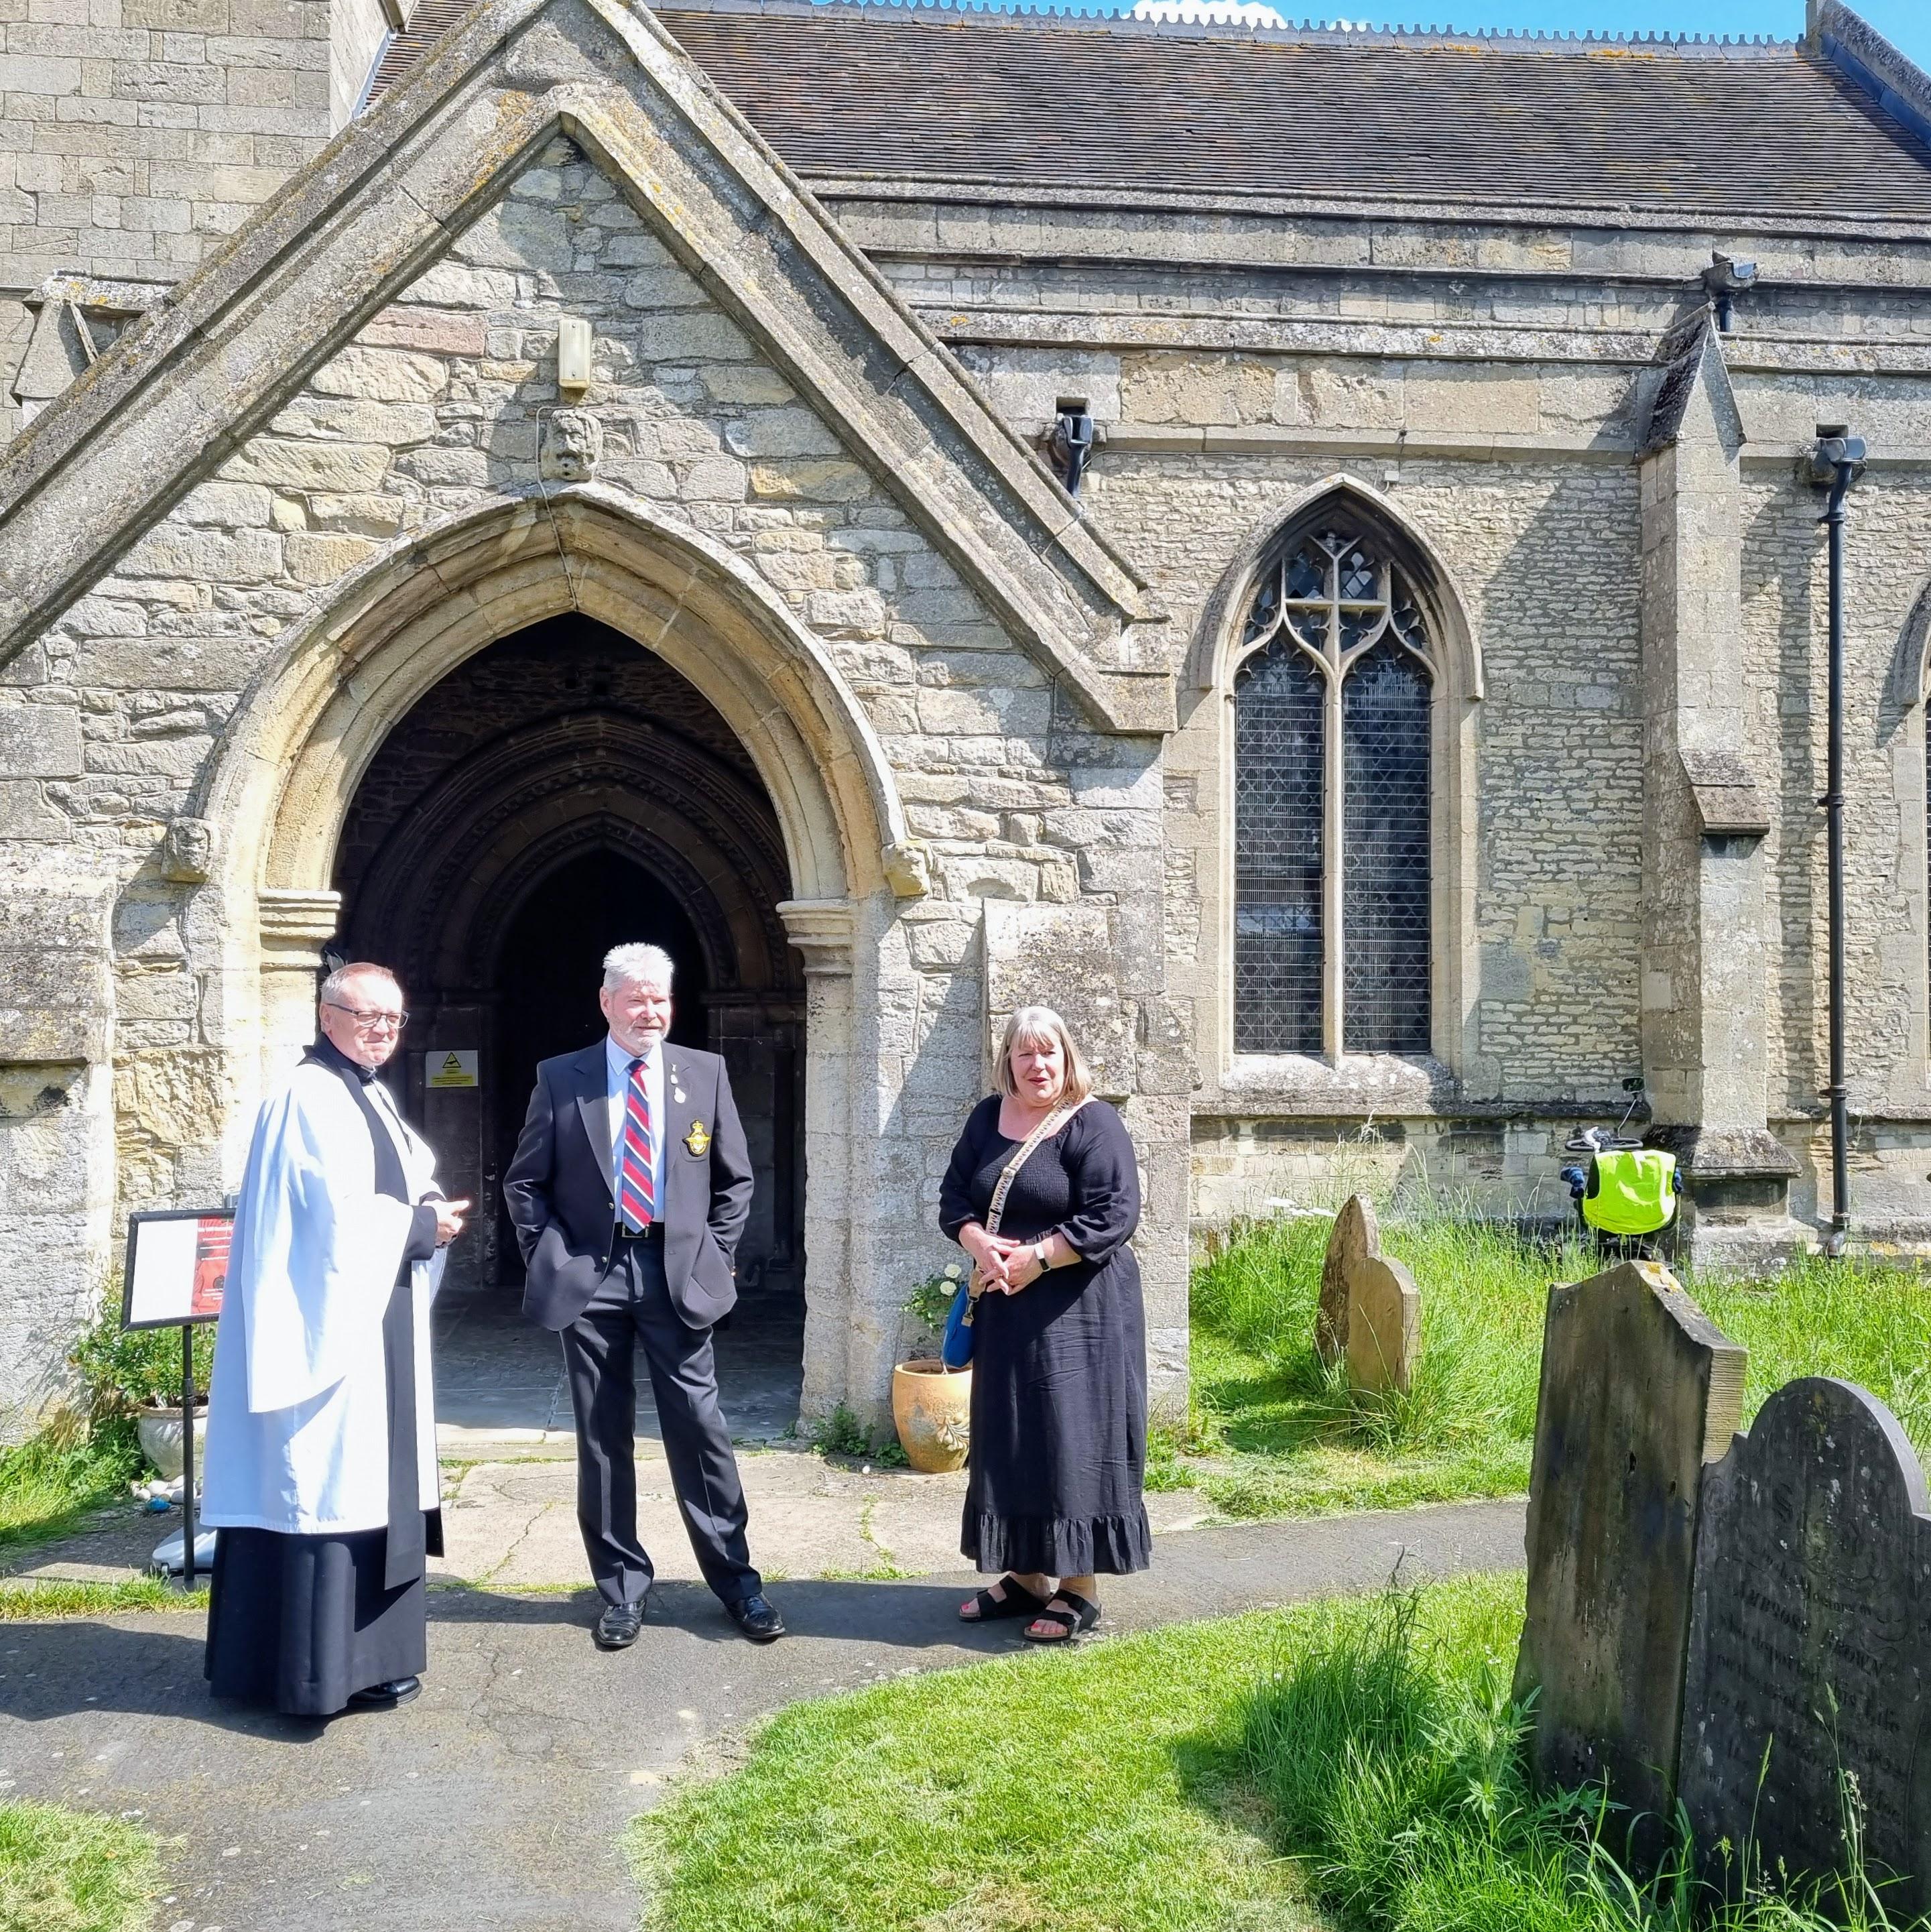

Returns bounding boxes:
[891,1357,971,1473]
[137,1405,208,1484]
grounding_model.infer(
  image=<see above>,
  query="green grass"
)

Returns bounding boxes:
[0,1416,144,1554]
[637,1579,1924,1932]
[1698,1252,1931,1448]
[0,1578,207,1620]
[634,1612,1321,1932]
[1182,1211,1931,1522]
[0,1803,161,1932]
[1245,1575,1922,1931]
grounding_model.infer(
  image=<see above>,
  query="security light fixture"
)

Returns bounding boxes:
[1048,399,1097,497]
[557,316,593,398]
[1700,252,1758,333]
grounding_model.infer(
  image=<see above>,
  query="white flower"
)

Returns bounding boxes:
[944,1262,962,1279]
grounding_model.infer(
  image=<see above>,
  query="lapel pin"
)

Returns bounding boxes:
[684,1120,710,1156]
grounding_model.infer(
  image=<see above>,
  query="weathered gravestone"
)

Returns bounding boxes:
[1514,1259,1745,1831]
[1346,1240,1421,1398]
[1315,1194,1374,1365]
[1316,1193,1422,1394]
[1678,1378,1931,1909]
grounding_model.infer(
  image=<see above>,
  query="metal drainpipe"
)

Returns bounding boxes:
[1810,430,1867,1258]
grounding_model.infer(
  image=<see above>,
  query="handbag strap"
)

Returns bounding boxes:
[985,1096,1091,1241]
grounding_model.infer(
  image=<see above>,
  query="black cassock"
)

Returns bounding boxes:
[204,1037,443,1717]
[939,1096,1152,1579]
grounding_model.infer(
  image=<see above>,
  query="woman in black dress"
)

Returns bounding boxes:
[939,1005,1149,1642]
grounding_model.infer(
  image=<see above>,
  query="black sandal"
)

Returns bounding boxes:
[959,1576,1048,1624]
[1021,1590,1100,1644]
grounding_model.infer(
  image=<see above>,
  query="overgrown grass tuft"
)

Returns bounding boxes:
[635,1578,1924,1932]
[0,1415,143,1553]
[1186,1205,1931,1520]
[1698,1252,1931,1449]
[1186,1211,1579,1516]
[0,1802,161,1932]
[808,1403,910,1469]
[1194,1211,1586,1454]
[1243,1575,1924,1931]
[0,1579,207,1620]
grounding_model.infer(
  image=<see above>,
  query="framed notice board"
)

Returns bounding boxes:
[123,1208,235,1331]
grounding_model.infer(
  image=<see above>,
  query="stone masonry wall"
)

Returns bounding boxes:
[0,0,338,440]
[1740,454,1931,1234]
[928,194,1931,1239]
[5,133,1175,1412]
[1085,444,1643,1092]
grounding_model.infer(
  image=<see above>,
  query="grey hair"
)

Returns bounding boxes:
[602,943,675,993]
[319,961,401,1004]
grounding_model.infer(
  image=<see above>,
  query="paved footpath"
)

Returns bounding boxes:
[0,1473,1523,1932]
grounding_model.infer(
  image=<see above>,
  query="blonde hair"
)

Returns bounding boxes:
[994,1004,1093,1105]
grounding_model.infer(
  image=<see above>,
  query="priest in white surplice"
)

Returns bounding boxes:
[202,963,469,1717]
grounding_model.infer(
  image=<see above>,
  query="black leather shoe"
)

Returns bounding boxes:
[595,1601,645,1650]
[725,1593,786,1642]
[347,1675,421,1709]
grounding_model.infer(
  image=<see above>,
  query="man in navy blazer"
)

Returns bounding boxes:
[503,942,784,1649]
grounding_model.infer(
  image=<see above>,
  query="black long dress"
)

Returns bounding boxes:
[939,1095,1151,1577]
[204,1037,442,1717]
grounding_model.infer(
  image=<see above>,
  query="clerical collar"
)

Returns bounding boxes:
[311,1032,382,1087]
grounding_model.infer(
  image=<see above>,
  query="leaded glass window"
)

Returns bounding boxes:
[1233,520,1434,1056]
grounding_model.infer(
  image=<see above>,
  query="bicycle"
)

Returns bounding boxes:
[1558,1077,1678,1262]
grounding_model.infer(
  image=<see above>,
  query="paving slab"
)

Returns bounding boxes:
[7,1448,1216,1593]
[0,1498,1526,1932]
[430,1283,806,1457]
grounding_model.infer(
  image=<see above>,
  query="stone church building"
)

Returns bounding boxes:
[1,0,1928,1431]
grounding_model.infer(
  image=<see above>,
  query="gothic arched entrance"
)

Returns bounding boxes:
[195,491,918,1426]
[326,615,806,1425]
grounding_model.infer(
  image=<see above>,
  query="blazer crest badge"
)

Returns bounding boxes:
[684,1120,711,1156]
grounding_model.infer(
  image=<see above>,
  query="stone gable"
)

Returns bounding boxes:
[4,0,1931,1431]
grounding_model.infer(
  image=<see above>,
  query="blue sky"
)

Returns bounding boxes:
[1048,1,1931,65]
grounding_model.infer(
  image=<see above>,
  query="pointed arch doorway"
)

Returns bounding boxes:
[330,614,806,1437]
[201,491,914,1427]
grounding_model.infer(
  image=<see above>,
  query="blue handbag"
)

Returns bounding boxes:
[940,1278,975,1370]
[938,1099,1086,1372]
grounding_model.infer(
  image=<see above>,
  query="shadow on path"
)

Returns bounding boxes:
[0,1498,1525,1932]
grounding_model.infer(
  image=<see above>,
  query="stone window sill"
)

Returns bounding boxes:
[1212,1052,1461,1116]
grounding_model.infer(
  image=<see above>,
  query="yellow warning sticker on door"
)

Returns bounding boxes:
[428,1050,479,1089]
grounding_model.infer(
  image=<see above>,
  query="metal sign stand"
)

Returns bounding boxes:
[179,1323,198,1591]
[122,1208,231,1590]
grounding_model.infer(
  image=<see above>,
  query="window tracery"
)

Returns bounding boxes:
[1233,519,1434,1056]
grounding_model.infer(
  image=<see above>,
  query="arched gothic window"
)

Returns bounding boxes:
[1233,518,1434,1056]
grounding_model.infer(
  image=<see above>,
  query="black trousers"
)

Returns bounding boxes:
[559,1234,760,1610]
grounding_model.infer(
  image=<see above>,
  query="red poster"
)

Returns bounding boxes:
[190,1216,230,1318]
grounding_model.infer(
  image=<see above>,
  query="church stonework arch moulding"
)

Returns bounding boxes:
[345,711,796,1001]
[190,486,916,1065]
[1203,475,1484,1089]
[200,486,911,920]
[184,487,918,1420]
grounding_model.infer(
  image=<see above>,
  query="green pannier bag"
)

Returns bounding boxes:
[1582,1148,1678,1237]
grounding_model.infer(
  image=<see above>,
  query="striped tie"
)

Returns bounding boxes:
[618,1056,657,1232]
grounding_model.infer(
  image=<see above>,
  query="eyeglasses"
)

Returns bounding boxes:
[324,1003,410,1032]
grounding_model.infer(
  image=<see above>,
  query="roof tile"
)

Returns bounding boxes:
[369,0,1931,220]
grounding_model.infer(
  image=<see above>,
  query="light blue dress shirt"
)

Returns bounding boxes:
[604,1033,668,1210]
